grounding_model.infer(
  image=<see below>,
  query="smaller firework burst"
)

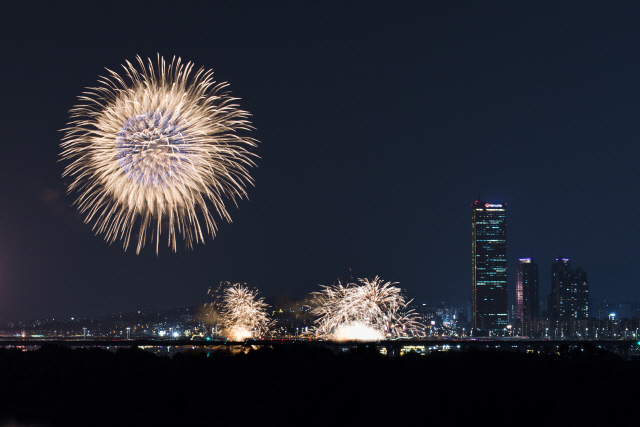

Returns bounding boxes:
[311,276,424,341]
[207,282,272,340]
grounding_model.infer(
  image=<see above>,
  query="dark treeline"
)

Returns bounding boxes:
[0,344,638,425]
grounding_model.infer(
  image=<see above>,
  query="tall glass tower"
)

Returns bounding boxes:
[515,257,539,334]
[471,200,507,335]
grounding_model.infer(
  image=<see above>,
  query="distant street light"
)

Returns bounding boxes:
[83,327,87,341]
[126,327,131,340]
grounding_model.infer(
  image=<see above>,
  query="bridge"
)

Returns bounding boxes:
[0,337,636,357]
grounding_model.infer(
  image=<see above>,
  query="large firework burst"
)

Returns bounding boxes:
[61,55,257,254]
[311,276,424,340]
[207,282,272,340]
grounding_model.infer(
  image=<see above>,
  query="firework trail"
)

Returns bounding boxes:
[311,276,424,340]
[61,55,257,254]
[208,282,272,340]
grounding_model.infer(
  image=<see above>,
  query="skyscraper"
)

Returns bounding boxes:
[572,267,589,320]
[548,257,589,336]
[549,257,572,321]
[471,200,507,335]
[515,257,539,336]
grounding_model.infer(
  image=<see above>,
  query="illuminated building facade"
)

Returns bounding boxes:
[471,200,507,335]
[550,257,572,320]
[571,267,589,320]
[549,257,589,335]
[515,257,539,335]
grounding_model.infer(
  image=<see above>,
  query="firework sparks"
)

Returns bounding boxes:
[332,321,384,341]
[61,55,257,254]
[311,276,424,341]
[208,282,272,340]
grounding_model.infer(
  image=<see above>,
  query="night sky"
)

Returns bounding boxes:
[2,2,639,321]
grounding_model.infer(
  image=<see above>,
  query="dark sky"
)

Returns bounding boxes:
[1,2,639,321]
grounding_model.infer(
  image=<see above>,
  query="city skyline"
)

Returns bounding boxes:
[2,3,640,321]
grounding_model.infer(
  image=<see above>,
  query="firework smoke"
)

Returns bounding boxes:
[311,276,424,341]
[208,282,272,340]
[61,55,257,254]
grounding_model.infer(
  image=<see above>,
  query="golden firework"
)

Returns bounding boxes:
[61,55,257,253]
[311,276,424,340]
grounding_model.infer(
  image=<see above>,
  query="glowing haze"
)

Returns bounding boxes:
[311,276,424,341]
[60,55,258,254]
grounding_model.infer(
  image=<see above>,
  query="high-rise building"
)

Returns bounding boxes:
[548,257,589,336]
[515,257,539,335]
[571,267,589,320]
[471,200,507,335]
[549,257,573,321]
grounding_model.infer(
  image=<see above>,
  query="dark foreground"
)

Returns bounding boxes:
[0,343,638,426]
